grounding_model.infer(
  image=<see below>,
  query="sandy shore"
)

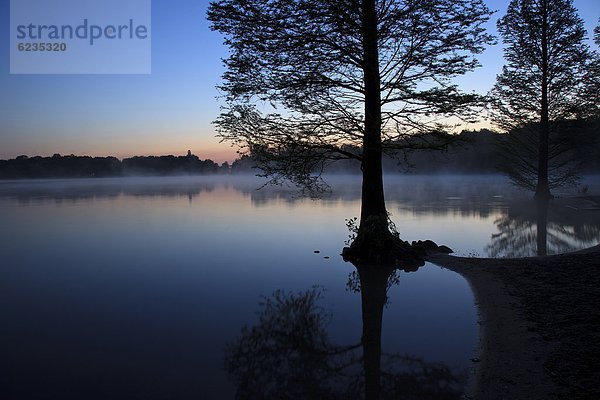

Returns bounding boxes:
[428,245,600,400]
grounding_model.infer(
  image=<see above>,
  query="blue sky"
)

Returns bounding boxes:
[1,0,598,163]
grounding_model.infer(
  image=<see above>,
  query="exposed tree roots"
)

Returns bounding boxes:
[342,233,453,271]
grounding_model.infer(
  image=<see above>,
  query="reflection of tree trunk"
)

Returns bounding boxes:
[358,266,394,400]
[536,199,549,256]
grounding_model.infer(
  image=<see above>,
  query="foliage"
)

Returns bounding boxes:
[581,18,600,119]
[227,126,600,175]
[208,0,494,192]
[345,216,359,246]
[0,153,222,179]
[0,154,122,179]
[489,0,595,195]
[491,0,591,127]
[495,120,598,191]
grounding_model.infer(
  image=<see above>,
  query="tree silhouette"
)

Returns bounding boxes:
[208,0,493,262]
[582,19,600,119]
[490,0,595,199]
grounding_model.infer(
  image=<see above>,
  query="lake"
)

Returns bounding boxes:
[2,175,599,399]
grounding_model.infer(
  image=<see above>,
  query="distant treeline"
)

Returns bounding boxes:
[0,152,241,179]
[324,128,600,175]
[400,128,600,175]
[2,128,599,179]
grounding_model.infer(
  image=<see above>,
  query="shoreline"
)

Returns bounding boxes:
[428,245,600,400]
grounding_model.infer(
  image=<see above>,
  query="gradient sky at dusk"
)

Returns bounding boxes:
[1,0,598,163]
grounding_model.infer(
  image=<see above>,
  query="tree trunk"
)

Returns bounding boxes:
[359,0,388,236]
[535,0,552,200]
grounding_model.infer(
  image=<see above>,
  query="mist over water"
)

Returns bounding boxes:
[1,174,599,399]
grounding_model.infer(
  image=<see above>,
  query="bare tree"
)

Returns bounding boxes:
[208,0,493,261]
[490,0,595,199]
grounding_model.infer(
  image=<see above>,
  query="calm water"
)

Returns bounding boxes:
[1,175,599,399]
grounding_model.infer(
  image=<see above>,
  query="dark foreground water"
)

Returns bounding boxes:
[1,175,599,399]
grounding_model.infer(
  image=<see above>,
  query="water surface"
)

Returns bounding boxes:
[2,175,599,399]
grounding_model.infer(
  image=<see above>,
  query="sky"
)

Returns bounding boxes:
[1,0,598,163]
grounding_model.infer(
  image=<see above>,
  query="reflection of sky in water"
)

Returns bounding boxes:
[1,175,599,398]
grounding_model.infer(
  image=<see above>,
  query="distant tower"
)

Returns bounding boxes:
[187,150,192,157]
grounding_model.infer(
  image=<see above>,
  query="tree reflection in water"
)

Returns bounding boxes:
[487,199,600,257]
[224,264,466,400]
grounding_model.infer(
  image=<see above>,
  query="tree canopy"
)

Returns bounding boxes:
[208,0,493,189]
[208,0,494,261]
[490,0,595,197]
